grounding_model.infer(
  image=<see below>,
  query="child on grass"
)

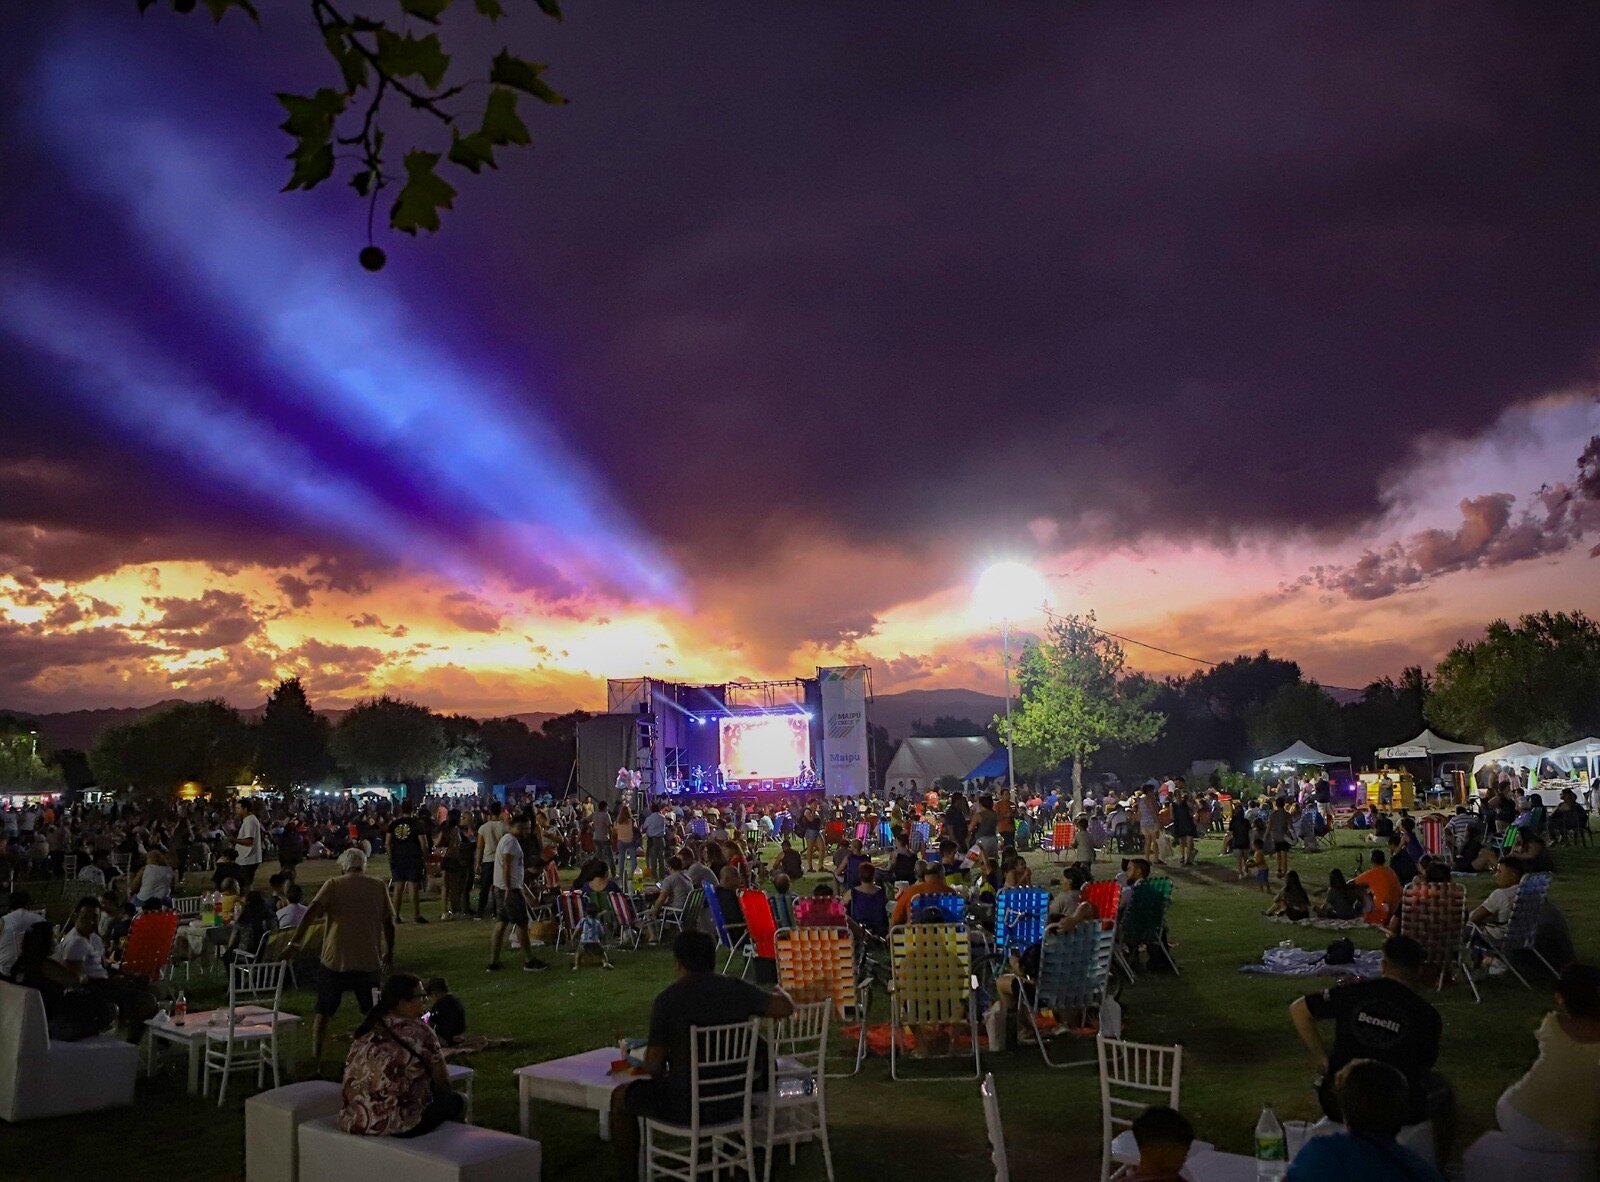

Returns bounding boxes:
[575,901,612,969]
[1249,841,1270,891]
[424,976,467,1046]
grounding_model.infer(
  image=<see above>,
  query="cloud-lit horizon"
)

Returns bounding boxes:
[4,2,1599,717]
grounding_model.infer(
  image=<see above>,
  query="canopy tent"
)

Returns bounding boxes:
[1471,741,1553,774]
[881,737,994,790]
[1254,740,1352,771]
[1375,729,1484,760]
[1546,736,1600,765]
[964,747,1011,781]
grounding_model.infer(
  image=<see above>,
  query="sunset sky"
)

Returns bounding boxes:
[3,3,1599,716]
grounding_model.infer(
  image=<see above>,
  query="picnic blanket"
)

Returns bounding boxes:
[1266,914,1369,931]
[1239,945,1383,977]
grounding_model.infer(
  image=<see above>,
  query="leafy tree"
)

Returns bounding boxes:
[90,700,253,797]
[1426,611,1600,746]
[477,716,540,784]
[437,713,490,779]
[1001,612,1164,806]
[0,718,66,793]
[1247,681,1346,757]
[137,0,568,264]
[255,677,333,794]
[330,695,446,798]
[1342,667,1429,760]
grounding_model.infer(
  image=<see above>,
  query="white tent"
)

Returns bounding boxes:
[1254,740,1351,770]
[1471,741,1553,774]
[1546,736,1600,766]
[1376,729,1484,760]
[881,737,994,790]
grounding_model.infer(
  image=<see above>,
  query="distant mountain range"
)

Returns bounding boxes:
[0,690,994,751]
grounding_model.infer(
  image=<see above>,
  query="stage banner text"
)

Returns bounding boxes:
[819,665,870,797]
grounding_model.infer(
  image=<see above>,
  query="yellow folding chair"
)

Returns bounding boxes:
[887,922,980,1081]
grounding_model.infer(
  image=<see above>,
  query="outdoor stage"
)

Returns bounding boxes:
[573,667,872,807]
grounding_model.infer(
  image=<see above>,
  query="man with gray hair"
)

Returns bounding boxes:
[286,846,396,1070]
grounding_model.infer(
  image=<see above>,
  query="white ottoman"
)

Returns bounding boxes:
[298,1116,542,1182]
[447,1064,475,1123]
[246,1081,343,1182]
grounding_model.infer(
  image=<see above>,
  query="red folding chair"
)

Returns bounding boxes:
[1081,880,1122,926]
[738,889,780,960]
[120,909,179,982]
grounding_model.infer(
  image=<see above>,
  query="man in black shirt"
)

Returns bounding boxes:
[386,800,429,924]
[611,931,793,1179]
[1289,935,1445,1126]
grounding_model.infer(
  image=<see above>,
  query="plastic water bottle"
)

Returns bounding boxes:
[174,991,187,1026]
[1255,1103,1287,1181]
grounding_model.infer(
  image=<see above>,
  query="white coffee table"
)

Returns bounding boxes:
[515,1047,632,1141]
[144,1007,302,1093]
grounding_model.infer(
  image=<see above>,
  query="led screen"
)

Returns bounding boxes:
[718,714,810,781]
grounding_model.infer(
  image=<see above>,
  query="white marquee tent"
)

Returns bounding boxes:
[881,737,994,790]
[1546,736,1600,766]
[1376,729,1484,760]
[1254,740,1352,771]
[1471,741,1554,774]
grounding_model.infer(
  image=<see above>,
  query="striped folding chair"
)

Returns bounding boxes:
[910,822,931,855]
[775,926,867,1076]
[1019,923,1116,1067]
[1051,822,1075,863]
[995,888,1049,955]
[909,892,967,925]
[702,886,751,974]
[554,889,586,947]
[1419,815,1447,857]
[1120,878,1178,977]
[888,921,980,1081]
[794,896,848,928]
[1469,871,1559,987]
[609,891,645,950]
[1399,881,1476,1002]
[768,892,797,931]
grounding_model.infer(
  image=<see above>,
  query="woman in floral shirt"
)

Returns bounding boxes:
[340,974,463,1138]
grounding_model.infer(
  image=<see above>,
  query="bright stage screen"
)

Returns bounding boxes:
[718,713,810,781]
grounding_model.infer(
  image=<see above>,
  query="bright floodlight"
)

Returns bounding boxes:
[975,561,1047,622]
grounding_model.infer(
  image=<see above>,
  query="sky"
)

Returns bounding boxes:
[2,1,1599,716]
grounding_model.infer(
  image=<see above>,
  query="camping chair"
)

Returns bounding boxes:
[981,1073,1011,1182]
[1082,881,1123,924]
[609,891,645,950]
[1419,815,1447,857]
[767,891,797,931]
[887,921,980,1082]
[1019,923,1117,1067]
[910,822,931,855]
[794,896,848,928]
[995,888,1049,956]
[1469,871,1559,987]
[641,1018,759,1182]
[738,890,780,963]
[1097,1035,1183,1182]
[755,1001,834,1182]
[909,892,967,925]
[202,959,290,1105]
[1399,881,1478,1002]
[702,887,751,974]
[119,909,179,983]
[774,926,869,1077]
[1119,877,1178,978]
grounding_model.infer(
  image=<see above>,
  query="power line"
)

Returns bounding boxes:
[1035,604,1369,696]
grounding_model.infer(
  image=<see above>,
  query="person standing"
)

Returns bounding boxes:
[386,800,428,924]
[487,812,549,972]
[590,802,614,874]
[614,803,639,883]
[474,802,508,918]
[286,848,397,1071]
[1170,789,1198,867]
[1266,798,1294,879]
[641,803,669,881]
[233,799,264,888]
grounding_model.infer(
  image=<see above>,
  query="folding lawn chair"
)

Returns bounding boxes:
[774,926,869,1077]
[1018,923,1116,1067]
[887,921,980,1082]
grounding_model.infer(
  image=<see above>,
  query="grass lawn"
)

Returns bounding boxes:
[20,831,1597,1181]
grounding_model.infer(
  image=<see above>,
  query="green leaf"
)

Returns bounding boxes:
[390,150,456,234]
[276,89,347,191]
[202,0,260,21]
[447,130,497,174]
[479,87,531,147]
[400,0,452,22]
[323,29,368,92]
[534,0,562,19]
[375,30,450,91]
[490,50,566,105]
[474,0,506,17]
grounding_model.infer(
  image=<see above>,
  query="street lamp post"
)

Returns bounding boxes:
[976,562,1045,800]
[1002,615,1015,796]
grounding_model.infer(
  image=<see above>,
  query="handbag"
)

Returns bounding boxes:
[1324,938,1355,965]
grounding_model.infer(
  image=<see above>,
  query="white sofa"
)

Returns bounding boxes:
[0,979,139,1121]
[246,1080,344,1182]
[298,1115,541,1182]
[1464,1131,1592,1182]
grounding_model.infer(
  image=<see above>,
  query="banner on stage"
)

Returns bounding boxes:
[819,665,869,797]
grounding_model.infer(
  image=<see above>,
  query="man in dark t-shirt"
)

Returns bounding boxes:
[1289,935,1444,1125]
[612,931,793,1179]
[386,800,429,923]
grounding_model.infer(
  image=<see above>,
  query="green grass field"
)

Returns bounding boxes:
[20,831,1597,1182]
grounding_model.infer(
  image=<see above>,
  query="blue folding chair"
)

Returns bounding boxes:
[701,885,751,974]
[909,891,967,924]
[995,887,1049,954]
